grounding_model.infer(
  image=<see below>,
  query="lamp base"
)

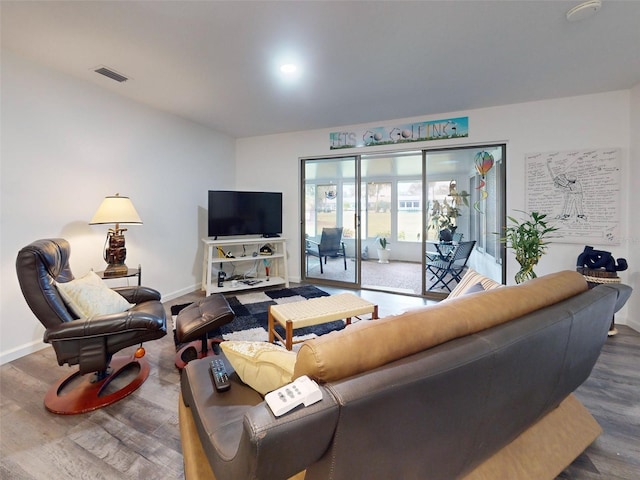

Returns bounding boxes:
[103,263,129,277]
[104,232,128,276]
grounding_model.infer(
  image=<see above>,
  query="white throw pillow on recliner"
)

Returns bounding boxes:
[56,270,133,318]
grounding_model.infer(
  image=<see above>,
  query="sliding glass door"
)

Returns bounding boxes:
[424,145,505,297]
[301,145,506,297]
[301,156,359,287]
[360,152,423,294]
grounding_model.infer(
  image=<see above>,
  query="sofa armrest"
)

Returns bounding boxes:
[239,394,340,479]
[181,356,340,480]
[599,283,633,313]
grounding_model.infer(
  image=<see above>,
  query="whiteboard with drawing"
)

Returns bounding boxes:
[525,148,621,245]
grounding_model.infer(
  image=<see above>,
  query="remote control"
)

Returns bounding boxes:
[265,375,322,417]
[209,359,230,392]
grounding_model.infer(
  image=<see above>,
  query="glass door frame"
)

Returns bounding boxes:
[300,155,361,288]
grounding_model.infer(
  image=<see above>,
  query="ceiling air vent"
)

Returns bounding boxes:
[94,66,128,83]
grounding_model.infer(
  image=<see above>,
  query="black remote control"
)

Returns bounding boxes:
[210,359,230,392]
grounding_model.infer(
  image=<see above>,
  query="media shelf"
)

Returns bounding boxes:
[202,237,289,295]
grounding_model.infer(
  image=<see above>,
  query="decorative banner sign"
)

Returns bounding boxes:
[329,117,469,150]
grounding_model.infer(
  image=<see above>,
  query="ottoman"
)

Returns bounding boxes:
[175,294,235,369]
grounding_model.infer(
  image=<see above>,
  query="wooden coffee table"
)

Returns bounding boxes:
[268,293,379,350]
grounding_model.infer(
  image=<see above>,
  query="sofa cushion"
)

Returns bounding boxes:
[294,270,588,383]
[446,268,503,299]
[220,341,297,395]
[56,270,133,318]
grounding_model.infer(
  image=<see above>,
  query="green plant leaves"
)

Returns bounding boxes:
[499,210,559,282]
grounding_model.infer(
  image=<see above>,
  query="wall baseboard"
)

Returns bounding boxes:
[1,340,49,366]
[2,284,201,366]
[619,316,639,333]
[161,283,201,302]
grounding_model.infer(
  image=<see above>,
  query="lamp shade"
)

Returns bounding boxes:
[90,194,142,225]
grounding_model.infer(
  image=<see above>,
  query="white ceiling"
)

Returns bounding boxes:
[2,1,639,139]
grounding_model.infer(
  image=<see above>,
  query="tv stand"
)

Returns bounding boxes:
[202,237,289,295]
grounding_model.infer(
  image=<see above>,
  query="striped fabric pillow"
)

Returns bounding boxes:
[445,268,502,300]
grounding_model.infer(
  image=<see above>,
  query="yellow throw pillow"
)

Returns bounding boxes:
[445,268,502,300]
[56,270,133,318]
[220,341,297,395]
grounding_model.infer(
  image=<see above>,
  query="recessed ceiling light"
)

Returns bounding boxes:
[566,0,601,22]
[280,64,298,74]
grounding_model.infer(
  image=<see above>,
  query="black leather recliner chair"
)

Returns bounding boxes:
[16,238,167,414]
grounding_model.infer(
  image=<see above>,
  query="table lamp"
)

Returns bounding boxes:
[90,193,142,276]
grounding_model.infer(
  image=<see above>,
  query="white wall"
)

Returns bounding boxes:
[237,90,636,329]
[0,50,236,363]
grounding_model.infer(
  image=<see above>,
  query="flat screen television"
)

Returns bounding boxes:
[208,190,283,237]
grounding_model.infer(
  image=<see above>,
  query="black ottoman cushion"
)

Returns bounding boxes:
[176,295,235,344]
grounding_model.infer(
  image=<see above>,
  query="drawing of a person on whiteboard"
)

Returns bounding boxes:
[546,159,586,221]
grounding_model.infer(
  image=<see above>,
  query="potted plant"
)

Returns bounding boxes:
[376,237,391,264]
[500,210,558,284]
[428,180,469,236]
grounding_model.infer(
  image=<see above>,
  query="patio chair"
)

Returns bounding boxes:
[306,227,347,274]
[426,231,463,262]
[426,240,476,291]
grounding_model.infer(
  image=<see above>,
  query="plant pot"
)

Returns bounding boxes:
[515,262,537,284]
[377,248,391,264]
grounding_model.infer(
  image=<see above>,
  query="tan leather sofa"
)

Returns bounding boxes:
[179,271,632,479]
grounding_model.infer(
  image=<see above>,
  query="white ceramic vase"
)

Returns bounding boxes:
[377,248,391,264]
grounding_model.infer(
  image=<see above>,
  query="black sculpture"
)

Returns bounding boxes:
[576,245,628,273]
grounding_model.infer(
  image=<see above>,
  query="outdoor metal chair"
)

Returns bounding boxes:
[306,227,347,274]
[426,231,464,262]
[426,240,476,291]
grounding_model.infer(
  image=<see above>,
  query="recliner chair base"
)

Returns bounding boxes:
[44,355,150,415]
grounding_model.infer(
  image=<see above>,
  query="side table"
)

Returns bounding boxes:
[577,267,619,336]
[97,265,142,286]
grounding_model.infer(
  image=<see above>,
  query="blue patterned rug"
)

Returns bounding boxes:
[172,286,346,347]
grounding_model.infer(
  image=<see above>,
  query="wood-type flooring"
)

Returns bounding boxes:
[1,285,638,479]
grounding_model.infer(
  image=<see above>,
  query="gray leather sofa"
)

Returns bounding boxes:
[179,271,631,480]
